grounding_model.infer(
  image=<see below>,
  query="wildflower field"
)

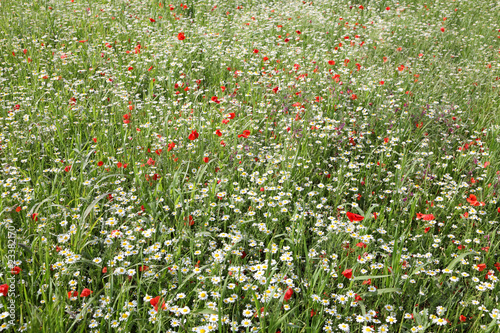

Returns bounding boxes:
[1,0,500,331]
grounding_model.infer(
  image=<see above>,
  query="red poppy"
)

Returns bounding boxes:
[272,86,279,93]
[215,129,222,137]
[128,66,133,71]
[263,56,269,61]
[117,162,123,168]
[149,18,156,22]
[328,60,335,65]
[296,30,301,34]
[139,265,149,272]
[167,142,175,151]
[188,130,199,140]
[102,267,107,274]
[64,165,71,172]
[416,213,435,221]
[228,112,236,119]
[356,242,367,248]
[440,27,445,32]
[342,269,353,279]
[11,267,21,275]
[459,315,466,322]
[68,291,78,298]
[150,296,160,307]
[15,207,22,212]
[241,251,247,259]
[177,32,185,40]
[477,263,487,272]
[253,49,259,54]
[354,294,363,301]
[80,288,92,297]
[0,285,8,297]
[238,130,251,138]
[203,157,209,163]
[284,288,293,301]
[346,212,364,222]
[147,158,155,166]
[424,227,431,233]
[310,309,316,317]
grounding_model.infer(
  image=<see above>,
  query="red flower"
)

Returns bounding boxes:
[11,267,21,275]
[356,242,367,248]
[272,86,279,93]
[147,158,155,166]
[253,49,259,54]
[117,162,123,168]
[346,212,364,222]
[477,263,487,272]
[80,288,92,297]
[310,309,316,317]
[203,157,209,163]
[379,81,385,85]
[228,112,236,119]
[32,213,38,221]
[178,32,185,40]
[238,130,251,138]
[139,265,149,272]
[149,18,156,22]
[102,267,107,274]
[215,129,222,137]
[416,213,435,221]
[128,66,133,71]
[64,165,71,172]
[440,27,445,32]
[354,294,363,301]
[68,291,78,298]
[0,284,8,297]
[296,30,301,34]
[424,227,431,233]
[241,251,247,259]
[167,142,176,151]
[263,56,269,61]
[188,130,199,140]
[150,296,167,311]
[342,269,353,279]
[15,207,22,212]
[328,60,335,65]
[498,207,500,213]
[150,296,160,307]
[284,288,293,301]
[459,315,466,322]
[350,94,357,100]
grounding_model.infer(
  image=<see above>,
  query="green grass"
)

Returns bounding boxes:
[0,0,499,332]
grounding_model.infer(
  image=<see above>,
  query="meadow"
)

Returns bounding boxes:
[0,0,499,332]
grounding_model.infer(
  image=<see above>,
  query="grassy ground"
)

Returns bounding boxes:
[0,0,499,332]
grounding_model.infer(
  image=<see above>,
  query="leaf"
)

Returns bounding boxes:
[353,274,391,281]
[444,251,475,272]
[80,192,110,225]
[192,309,218,315]
[362,288,401,297]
